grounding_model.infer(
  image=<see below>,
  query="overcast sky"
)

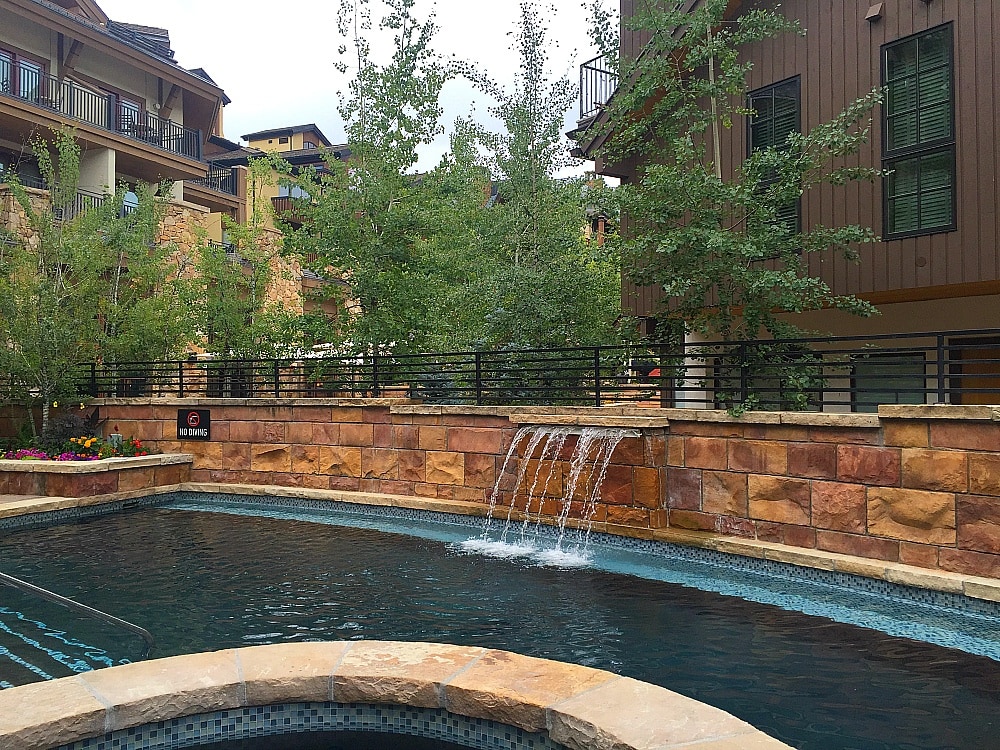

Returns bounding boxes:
[94,0,600,169]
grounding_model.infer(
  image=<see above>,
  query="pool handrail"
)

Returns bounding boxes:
[0,571,154,660]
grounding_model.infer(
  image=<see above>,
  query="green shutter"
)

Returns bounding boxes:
[883,26,954,236]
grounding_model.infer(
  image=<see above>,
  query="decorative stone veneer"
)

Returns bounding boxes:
[0,455,192,498]
[158,200,304,316]
[0,641,791,749]
[31,400,1000,581]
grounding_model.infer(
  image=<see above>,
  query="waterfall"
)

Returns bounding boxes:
[461,425,629,567]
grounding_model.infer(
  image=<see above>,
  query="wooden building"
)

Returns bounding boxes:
[578,0,1000,344]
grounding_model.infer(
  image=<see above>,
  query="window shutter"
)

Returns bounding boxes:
[883,25,955,237]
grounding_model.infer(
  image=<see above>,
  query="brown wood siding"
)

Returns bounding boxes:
[620,0,1000,318]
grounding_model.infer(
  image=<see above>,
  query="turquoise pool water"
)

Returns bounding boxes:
[1,494,998,750]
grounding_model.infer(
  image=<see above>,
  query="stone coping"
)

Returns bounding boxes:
[3,482,996,603]
[0,453,192,474]
[80,398,1000,423]
[391,404,882,428]
[0,485,185,520]
[0,641,791,750]
[877,404,1000,420]
[88,397,416,407]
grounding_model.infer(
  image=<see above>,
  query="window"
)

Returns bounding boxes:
[278,184,309,199]
[303,140,317,149]
[882,25,955,238]
[748,76,800,232]
[278,136,289,145]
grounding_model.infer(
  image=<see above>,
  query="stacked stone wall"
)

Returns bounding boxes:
[17,401,1000,580]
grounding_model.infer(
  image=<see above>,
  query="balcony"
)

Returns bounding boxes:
[189,163,238,195]
[579,56,619,121]
[0,59,202,161]
[271,195,308,226]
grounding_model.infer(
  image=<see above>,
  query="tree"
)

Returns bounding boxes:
[84,182,195,364]
[587,0,881,343]
[195,155,303,359]
[462,1,622,350]
[288,0,457,356]
[0,130,192,431]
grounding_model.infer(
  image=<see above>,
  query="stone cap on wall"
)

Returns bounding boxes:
[878,404,1000,420]
[0,454,193,474]
[88,397,416,407]
[0,641,791,749]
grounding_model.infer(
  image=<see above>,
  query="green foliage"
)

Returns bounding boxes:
[588,0,881,343]
[287,0,622,355]
[195,155,303,359]
[287,0,456,356]
[0,130,193,430]
[450,2,623,350]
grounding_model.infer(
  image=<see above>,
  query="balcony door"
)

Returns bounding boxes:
[118,97,142,136]
[0,50,43,102]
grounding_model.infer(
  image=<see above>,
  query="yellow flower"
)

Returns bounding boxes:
[79,403,85,410]
[52,401,58,408]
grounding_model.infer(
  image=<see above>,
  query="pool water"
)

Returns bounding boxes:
[1,501,999,750]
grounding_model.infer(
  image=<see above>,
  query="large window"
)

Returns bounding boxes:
[748,76,800,231]
[882,25,955,238]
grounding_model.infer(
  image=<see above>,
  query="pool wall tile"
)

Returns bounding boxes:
[56,702,568,750]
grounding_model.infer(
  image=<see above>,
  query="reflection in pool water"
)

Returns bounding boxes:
[1,499,998,750]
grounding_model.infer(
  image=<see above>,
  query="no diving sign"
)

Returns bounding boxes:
[177,409,211,440]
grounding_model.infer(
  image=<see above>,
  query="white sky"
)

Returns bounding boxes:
[94,0,600,170]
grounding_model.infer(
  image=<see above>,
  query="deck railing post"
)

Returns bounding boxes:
[937,334,947,403]
[372,355,381,397]
[594,347,602,407]
[739,341,750,407]
[178,361,185,398]
[273,360,281,398]
[475,351,483,405]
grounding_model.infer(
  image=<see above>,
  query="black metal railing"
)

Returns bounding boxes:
[0,58,201,160]
[0,177,106,220]
[189,163,238,195]
[57,188,105,220]
[580,55,619,120]
[58,329,1000,411]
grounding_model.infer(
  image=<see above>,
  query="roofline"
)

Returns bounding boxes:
[572,0,739,159]
[11,0,227,101]
[241,124,334,147]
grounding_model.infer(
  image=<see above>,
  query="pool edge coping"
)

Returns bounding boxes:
[0,641,792,750]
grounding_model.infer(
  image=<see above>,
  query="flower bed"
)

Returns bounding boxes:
[2,436,150,462]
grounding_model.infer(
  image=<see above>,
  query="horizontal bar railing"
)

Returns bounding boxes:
[0,571,154,661]
[49,328,1000,411]
[0,58,201,160]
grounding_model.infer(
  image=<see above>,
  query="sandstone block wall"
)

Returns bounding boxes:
[16,401,1000,579]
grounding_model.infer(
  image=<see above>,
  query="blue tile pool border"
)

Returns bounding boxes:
[4,490,1000,658]
[57,702,566,750]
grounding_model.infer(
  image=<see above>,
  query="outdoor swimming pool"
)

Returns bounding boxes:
[1,494,998,750]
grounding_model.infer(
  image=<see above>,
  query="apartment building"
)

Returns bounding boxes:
[575,0,1000,405]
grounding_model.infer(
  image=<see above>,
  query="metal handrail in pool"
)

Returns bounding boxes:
[0,571,154,660]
